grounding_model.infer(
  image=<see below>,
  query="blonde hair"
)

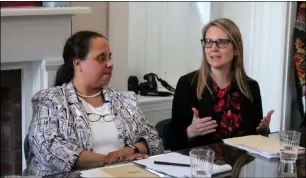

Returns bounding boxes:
[196,18,253,101]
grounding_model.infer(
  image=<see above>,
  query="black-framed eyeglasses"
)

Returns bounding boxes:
[201,38,231,49]
[86,108,116,122]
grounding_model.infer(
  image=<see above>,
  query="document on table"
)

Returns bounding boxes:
[80,163,160,177]
[223,135,305,158]
[133,152,232,177]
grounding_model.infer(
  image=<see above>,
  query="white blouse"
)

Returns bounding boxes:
[80,98,122,155]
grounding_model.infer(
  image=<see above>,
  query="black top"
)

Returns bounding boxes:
[169,70,263,151]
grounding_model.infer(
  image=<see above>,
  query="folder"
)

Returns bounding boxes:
[80,163,159,177]
[223,135,305,158]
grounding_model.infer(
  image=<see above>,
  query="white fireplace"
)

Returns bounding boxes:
[0,7,173,174]
[1,6,91,172]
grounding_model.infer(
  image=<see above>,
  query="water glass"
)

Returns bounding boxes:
[279,130,301,163]
[277,163,297,178]
[190,148,215,178]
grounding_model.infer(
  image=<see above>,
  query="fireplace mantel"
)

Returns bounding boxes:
[1,6,90,17]
[1,6,91,171]
[1,7,91,64]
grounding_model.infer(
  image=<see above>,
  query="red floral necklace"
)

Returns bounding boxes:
[212,80,242,139]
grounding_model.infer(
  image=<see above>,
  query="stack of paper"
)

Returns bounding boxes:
[133,152,232,177]
[223,135,305,158]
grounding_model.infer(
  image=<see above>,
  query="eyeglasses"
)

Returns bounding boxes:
[86,108,116,122]
[201,38,231,49]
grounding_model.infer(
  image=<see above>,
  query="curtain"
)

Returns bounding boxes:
[293,2,306,126]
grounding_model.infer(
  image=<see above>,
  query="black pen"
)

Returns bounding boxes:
[154,161,190,167]
[133,162,175,177]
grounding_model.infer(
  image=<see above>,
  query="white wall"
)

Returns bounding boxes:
[71,2,109,38]
[109,2,207,89]
[71,2,298,131]
[211,2,253,72]
[108,2,297,132]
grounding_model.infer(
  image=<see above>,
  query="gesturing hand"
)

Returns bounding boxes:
[256,110,274,135]
[187,107,218,139]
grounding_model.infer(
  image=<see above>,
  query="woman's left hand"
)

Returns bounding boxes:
[104,147,148,164]
[104,148,132,163]
[256,110,274,134]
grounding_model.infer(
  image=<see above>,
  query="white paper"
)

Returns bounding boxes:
[223,135,306,158]
[133,152,232,177]
[80,163,135,177]
[223,142,279,158]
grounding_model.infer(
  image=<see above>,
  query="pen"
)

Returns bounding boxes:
[154,161,190,167]
[133,162,175,177]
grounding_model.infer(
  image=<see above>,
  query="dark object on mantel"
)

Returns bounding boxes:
[128,73,175,97]
[42,2,70,7]
[0,1,42,7]
[128,76,139,94]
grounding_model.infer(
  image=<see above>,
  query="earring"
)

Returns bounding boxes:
[234,54,237,56]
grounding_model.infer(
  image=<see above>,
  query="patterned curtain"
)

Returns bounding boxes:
[293,2,306,126]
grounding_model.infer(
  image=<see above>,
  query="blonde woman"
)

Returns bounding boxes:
[169,18,274,151]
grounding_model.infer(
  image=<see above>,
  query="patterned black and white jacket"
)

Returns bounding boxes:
[24,81,164,176]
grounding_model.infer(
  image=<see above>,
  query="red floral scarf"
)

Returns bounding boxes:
[212,80,244,139]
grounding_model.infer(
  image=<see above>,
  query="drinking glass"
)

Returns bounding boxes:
[279,130,301,163]
[277,162,297,178]
[190,148,215,178]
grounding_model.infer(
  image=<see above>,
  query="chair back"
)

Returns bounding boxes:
[298,126,305,147]
[155,118,172,150]
[24,134,30,161]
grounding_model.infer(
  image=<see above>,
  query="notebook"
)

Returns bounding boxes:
[133,152,232,177]
[80,163,159,177]
[223,135,306,158]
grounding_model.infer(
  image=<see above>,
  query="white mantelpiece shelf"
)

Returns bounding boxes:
[1,6,91,17]
[1,6,91,64]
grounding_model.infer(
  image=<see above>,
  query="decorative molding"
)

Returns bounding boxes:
[0,7,89,170]
[0,6,91,17]
[44,58,64,71]
[1,17,71,64]
[0,61,38,170]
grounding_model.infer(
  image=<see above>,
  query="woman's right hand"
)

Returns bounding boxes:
[187,108,218,139]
